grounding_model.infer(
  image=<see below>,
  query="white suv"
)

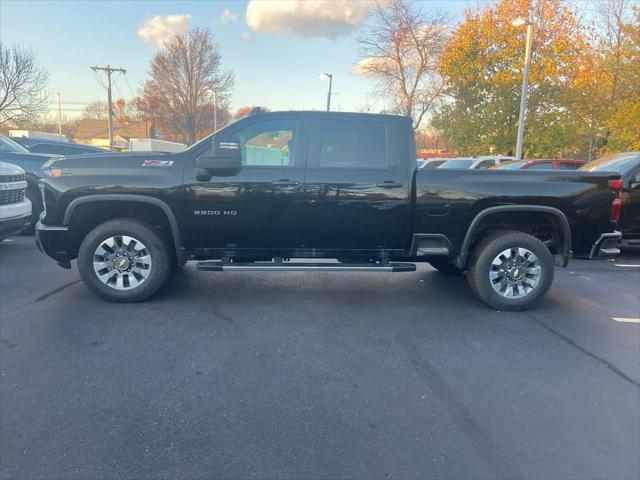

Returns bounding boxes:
[0,162,31,241]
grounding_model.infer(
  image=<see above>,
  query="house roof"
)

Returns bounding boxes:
[74,119,148,141]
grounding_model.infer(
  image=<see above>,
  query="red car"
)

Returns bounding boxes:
[493,159,586,170]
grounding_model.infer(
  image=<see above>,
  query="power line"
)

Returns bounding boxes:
[122,73,137,98]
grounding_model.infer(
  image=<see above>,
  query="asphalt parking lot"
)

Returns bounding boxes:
[1,236,639,480]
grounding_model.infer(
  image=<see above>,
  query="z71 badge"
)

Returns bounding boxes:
[142,160,174,167]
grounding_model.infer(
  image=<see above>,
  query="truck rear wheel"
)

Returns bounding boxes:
[77,219,171,302]
[467,231,554,311]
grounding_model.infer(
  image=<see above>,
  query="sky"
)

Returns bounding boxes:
[0,0,593,120]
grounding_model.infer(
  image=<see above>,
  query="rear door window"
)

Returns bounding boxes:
[308,119,388,169]
[558,162,581,170]
[527,162,553,170]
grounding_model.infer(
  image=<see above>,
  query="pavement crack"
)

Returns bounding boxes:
[34,280,82,303]
[398,334,518,479]
[528,314,640,388]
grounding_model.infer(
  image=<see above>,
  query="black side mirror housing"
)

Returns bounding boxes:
[196,137,242,179]
[631,173,640,190]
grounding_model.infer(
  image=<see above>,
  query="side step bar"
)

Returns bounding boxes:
[197,261,416,273]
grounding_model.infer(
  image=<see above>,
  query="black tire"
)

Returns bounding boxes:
[77,219,171,302]
[467,231,554,311]
[429,260,463,275]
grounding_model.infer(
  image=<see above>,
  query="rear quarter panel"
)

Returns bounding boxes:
[414,169,616,256]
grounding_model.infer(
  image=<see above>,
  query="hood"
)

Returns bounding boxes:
[51,151,164,163]
[0,161,26,176]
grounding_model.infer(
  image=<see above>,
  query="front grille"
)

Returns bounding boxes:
[0,188,25,205]
[0,173,26,183]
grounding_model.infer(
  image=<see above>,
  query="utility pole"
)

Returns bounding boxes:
[91,65,126,151]
[55,92,62,136]
[212,91,218,132]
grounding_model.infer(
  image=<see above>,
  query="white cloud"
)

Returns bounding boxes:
[245,0,374,38]
[137,14,192,48]
[220,9,238,24]
[352,57,391,76]
[241,32,255,44]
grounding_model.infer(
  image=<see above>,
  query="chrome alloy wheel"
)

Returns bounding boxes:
[93,235,152,290]
[489,247,542,299]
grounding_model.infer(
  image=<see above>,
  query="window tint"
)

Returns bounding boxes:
[310,119,387,168]
[235,119,297,166]
[580,153,640,174]
[475,160,495,169]
[0,135,29,153]
[559,162,581,170]
[527,162,553,170]
[440,159,474,169]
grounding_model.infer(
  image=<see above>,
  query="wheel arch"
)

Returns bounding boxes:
[455,205,571,269]
[63,194,185,265]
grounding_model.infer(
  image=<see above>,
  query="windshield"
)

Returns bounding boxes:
[494,161,526,169]
[439,158,474,169]
[0,134,29,154]
[579,153,640,175]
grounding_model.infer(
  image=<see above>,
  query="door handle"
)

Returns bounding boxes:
[376,181,404,188]
[271,179,300,187]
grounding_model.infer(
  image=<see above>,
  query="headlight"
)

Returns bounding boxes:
[41,167,63,178]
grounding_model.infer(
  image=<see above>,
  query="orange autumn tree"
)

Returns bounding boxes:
[432,0,595,158]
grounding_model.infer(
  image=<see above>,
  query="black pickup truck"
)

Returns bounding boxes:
[36,111,622,310]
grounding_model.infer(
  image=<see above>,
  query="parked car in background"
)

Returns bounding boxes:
[493,159,586,170]
[0,134,56,233]
[417,158,447,169]
[439,156,514,169]
[11,137,105,156]
[580,152,640,246]
[0,162,31,241]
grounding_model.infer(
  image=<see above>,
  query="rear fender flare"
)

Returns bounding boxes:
[455,205,571,269]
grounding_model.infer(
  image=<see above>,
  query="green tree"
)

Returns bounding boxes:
[593,1,640,154]
[432,0,593,158]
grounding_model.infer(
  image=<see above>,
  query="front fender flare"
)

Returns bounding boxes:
[63,194,186,265]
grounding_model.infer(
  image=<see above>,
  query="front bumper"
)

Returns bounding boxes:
[35,219,72,269]
[589,231,622,259]
[0,199,32,237]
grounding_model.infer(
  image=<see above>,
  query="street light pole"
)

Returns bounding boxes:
[513,18,533,160]
[55,93,62,136]
[319,73,333,111]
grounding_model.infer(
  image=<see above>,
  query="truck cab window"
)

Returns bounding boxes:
[309,119,387,168]
[235,120,298,167]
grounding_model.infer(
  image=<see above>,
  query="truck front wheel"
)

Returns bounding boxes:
[467,231,554,311]
[77,219,171,302]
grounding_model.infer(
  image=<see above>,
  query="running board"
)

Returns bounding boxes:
[196,261,416,273]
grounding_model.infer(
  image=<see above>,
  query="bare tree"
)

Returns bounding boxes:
[357,0,448,130]
[142,28,234,145]
[0,43,49,125]
[82,100,108,120]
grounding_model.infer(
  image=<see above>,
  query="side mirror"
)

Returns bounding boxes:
[630,173,640,190]
[196,137,241,179]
